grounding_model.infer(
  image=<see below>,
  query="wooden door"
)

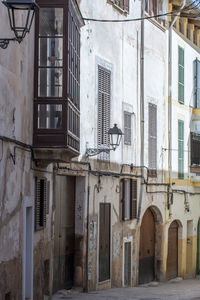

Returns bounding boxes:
[139,209,155,284]
[99,203,111,282]
[124,241,131,286]
[53,176,75,293]
[167,221,178,279]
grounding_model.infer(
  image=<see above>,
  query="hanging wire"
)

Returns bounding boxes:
[83,0,200,23]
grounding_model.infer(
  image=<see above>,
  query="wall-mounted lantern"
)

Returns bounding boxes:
[86,124,123,157]
[0,0,38,49]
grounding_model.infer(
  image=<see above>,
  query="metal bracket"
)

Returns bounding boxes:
[86,147,112,157]
[0,38,17,49]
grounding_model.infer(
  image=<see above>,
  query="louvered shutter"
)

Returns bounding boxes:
[124,112,131,145]
[121,179,125,220]
[123,0,129,13]
[194,59,200,108]
[125,179,131,220]
[178,120,184,179]
[35,178,41,231]
[43,179,47,226]
[98,65,111,161]
[35,178,47,230]
[148,103,157,173]
[178,46,184,104]
[130,180,137,219]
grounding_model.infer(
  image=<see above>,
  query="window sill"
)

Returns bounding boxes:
[107,0,128,15]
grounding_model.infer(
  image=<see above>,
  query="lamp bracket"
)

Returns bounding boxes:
[0,38,17,49]
[86,147,112,157]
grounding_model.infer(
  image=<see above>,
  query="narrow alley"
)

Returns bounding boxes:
[52,278,200,300]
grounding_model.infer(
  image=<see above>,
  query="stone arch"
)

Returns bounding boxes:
[167,220,179,279]
[139,205,164,284]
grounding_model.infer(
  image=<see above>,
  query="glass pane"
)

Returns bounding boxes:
[39,38,63,67]
[39,8,63,36]
[38,68,63,97]
[38,104,62,129]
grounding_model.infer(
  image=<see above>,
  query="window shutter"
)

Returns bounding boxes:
[178,46,184,104]
[43,179,47,226]
[194,59,200,108]
[123,0,129,13]
[130,180,137,219]
[148,103,157,172]
[191,133,200,165]
[121,179,125,220]
[35,178,41,231]
[124,112,131,145]
[178,120,184,179]
[98,65,111,161]
[35,178,47,230]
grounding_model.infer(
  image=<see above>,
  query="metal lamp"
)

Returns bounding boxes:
[0,0,38,49]
[108,123,123,150]
[86,124,123,157]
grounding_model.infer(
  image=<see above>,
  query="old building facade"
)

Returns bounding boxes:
[1,0,200,299]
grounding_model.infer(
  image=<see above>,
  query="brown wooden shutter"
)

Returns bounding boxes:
[130,179,137,219]
[123,0,129,13]
[121,179,125,220]
[98,65,111,160]
[35,177,47,230]
[35,178,41,231]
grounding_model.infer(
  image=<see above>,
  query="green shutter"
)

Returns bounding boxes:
[178,46,184,104]
[195,59,200,108]
[178,120,184,179]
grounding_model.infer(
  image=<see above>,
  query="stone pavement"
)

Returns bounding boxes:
[52,278,200,300]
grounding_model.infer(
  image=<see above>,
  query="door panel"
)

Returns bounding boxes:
[99,203,111,282]
[124,242,131,286]
[139,208,155,284]
[167,221,178,279]
[53,176,75,293]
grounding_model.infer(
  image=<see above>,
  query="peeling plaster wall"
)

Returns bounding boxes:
[0,5,54,299]
[78,0,167,291]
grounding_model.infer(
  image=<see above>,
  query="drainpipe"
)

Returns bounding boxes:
[168,0,186,216]
[137,0,145,220]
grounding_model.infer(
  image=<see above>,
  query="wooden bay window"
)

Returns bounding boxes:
[33,0,84,159]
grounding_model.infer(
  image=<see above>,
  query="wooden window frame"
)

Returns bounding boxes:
[121,179,137,221]
[33,0,82,152]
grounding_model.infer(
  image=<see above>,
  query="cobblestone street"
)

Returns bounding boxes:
[53,278,200,300]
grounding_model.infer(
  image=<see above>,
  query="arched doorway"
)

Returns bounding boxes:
[196,219,200,275]
[167,220,178,279]
[139,208,155,284]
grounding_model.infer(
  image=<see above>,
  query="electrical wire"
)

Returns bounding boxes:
[82,0,200,23]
